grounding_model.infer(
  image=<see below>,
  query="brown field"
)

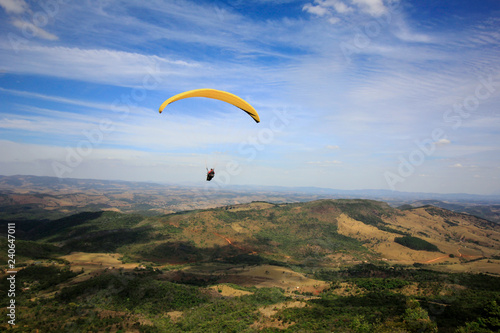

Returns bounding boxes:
[251,300,308,330]
[337,209,500,274]
[59,252,330,295]
[209,284,254,297]
[237,264,328,294]
[60,252,138,282]
[167,264,326,326]
[430,258,500,275]
[50,258,330,327]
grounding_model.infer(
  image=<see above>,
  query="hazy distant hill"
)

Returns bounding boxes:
[400,199,500,224]
[1,175,499,223]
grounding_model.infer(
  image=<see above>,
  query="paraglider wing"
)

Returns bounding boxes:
[159,88,260,123]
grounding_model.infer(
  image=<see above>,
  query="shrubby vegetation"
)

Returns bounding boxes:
[394,235,440,252]
[351,277,411,291]
[329,199,395,227]
[2,261,499,332]
[2,201,499,332]
[57,271,209,313]
[62,227,155,253]
[16,211,146,242]
[456,300,500,332]
[0,265,78,305]
[254,210,368,264]
[311,264,500,332]
[272,292,434,332]
[0,238,62,262]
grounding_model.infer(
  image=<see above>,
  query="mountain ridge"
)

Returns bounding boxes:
[1,174,499,223]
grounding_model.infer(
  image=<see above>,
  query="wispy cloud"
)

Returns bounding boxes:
[436,139,451,146]
[0,88,129,112]
[303,0,398,24]
[0,0,28,14]
[0,0,499,193]
[351,0,391,16]
[0,44,201,87]
[0,0,58,40]
[11,19,58,40]
[307,160,342,166]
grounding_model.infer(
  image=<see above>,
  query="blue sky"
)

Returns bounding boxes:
[0,0,499,195]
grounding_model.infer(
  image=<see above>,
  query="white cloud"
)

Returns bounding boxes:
[0,95,268,155]
[390,15,434,43]
[303,3,329,17]
[302,0,352,23]
[307,160,342,166]
[332,0,353,14]
[328,17,341,24]
[0,111,109,137]
[0,88,132,112]
[11,19,58,40]
[0,44,201,87]
[303,0,397,22]
[302,0,354,24]
[1,1,59,41]
[394,27,432,43]
[0,0,28,14]
[351,0,388,17]
[1,0,499,194]
[0,118,33,130]
[0,140,205,181]
[436,138,451,145]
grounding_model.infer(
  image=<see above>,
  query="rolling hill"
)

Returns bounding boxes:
[4,199,499,273]
[2,199,500,332]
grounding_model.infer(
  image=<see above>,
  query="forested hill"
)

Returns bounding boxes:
[2,199,500,332]
[3,199,499,273]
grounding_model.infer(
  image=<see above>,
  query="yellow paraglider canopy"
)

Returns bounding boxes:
[159,88,260,123]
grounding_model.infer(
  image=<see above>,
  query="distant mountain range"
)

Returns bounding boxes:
[1,174,499,223]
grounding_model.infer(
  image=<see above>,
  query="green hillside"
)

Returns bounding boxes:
[2,199,500,332]
[18,200,386,266]
[4,199,499,268]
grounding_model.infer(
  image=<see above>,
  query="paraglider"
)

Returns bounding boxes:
[206,168,215,181]
[159,88,260,181]
[158,88,260,123]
